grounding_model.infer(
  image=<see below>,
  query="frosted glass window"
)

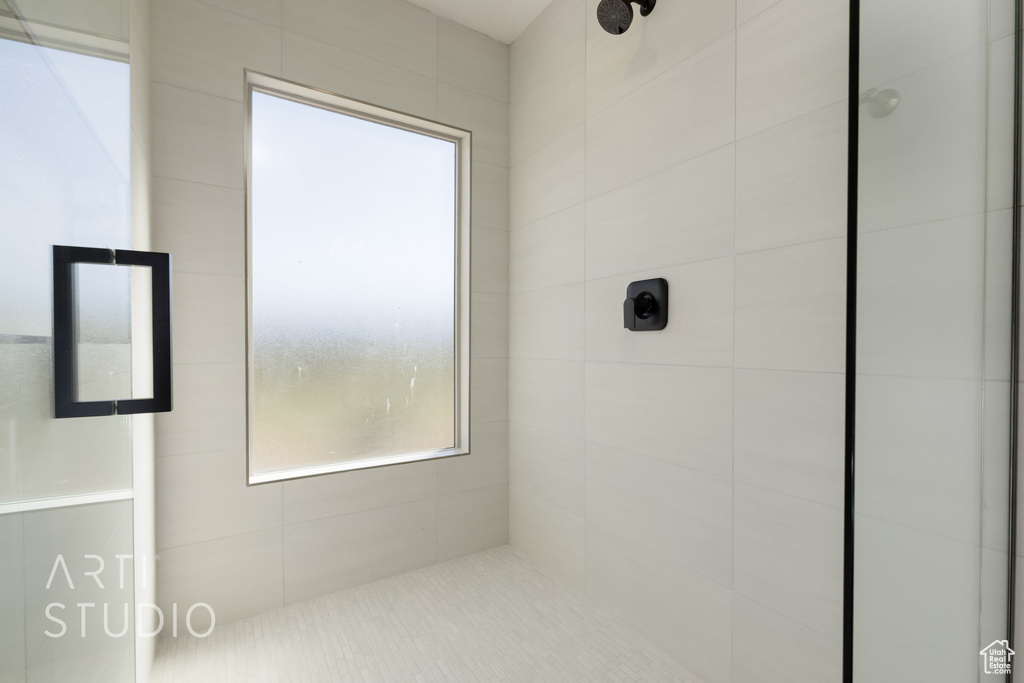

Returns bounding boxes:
[246,74,470,484]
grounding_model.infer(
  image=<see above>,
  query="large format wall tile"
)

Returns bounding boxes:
[14,0,129,39]
[283,498,438,604]
[471,292,509,360]
[585,362,733,477]
[736,101,847,253]
[437,19,509,104]
[734,484,844,641]
[509,0,585,166]
[736,0,848,138]
[509,358,584,437]
[734,369,845,507]
[472,227,509,295]
[509,283,585,361]
[152,0,281,102]
[585,0,734,117]
[473,162,510,230]
[157,528,284,626]
[152,178,245,277]
[437,484,509,562]
[169,272,245,365]
[282,31,437,120]
[585,525,733,683]
[586,34,735,199]
[732,596,842,683]
[282,0,437,79]
[509,204,584,293]
[157,449,282,549]
[509,486,585,591]
[282,459,437,525]
[585,257,734,368]
[189,0,282,26]
[470,358,509,425]
[152,0,510,633]
[737,0,781,25]
[438,83,509,168]
[438,421,508,495]
[586,442,733,587]
[508,0,851,679]
[152,84,244,189]
[510,126,585,229]
[735,238,846,373]
[585,146,735,279]
[508,422,585,515]
[155,363,246,457]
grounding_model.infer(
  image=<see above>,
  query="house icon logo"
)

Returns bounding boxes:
[981,640,1014,675]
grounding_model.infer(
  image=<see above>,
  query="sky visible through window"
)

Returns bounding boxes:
[251,90,457,474]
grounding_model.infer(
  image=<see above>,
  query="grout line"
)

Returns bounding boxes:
[157,494,440,553]
[590,520,735,594]
[853,504,997,550]
[583,28,736,126]
[731,8,740,673]
[509,484,585,526]
[581,0,589,597]
[149,173,244,192]
[507,354,845,376]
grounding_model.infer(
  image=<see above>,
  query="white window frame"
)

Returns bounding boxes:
[244,71,471,485]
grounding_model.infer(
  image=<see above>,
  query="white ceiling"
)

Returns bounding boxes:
[404,0,558,44]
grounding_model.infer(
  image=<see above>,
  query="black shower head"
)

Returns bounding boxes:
[596,0,655,35]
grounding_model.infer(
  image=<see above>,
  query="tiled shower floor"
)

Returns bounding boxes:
[150,545,700,682]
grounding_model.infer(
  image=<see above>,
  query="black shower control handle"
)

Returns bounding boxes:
[623,278,668,331]
[625,292,657,320]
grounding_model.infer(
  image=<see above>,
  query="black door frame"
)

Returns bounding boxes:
[842,2,1023,681]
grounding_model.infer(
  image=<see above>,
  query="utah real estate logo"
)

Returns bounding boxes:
[980,640,1014,675]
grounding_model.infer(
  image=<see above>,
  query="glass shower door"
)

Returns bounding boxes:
[853,0,1018,680]
[0,3,136,681]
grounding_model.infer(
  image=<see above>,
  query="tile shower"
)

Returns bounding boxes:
[0,0,1019,681]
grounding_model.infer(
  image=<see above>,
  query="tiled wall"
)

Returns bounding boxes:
[507,1,848,681]
[150,0,510,627]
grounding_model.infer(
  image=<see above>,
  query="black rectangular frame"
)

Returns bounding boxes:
[52,245,173,418]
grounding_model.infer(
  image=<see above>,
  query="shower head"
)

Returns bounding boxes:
[859,88,901,118]
[597,0,656,35]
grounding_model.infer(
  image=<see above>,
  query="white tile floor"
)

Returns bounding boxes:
[150,545,701,682]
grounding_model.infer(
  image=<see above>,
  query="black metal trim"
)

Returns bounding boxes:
[53,245,117,418]
[52,245,173,418]
[1007,1,1022,680]
[114,248,173,415]
[845,3,1022,680]
[843,0,860,680]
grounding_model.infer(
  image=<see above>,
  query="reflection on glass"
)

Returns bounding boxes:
[0,6,134,683]
[0,37,131,504]
[251,92,457,474]
[853,2,1014,680]
[20,500,135,682]
[75,263,132,403]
